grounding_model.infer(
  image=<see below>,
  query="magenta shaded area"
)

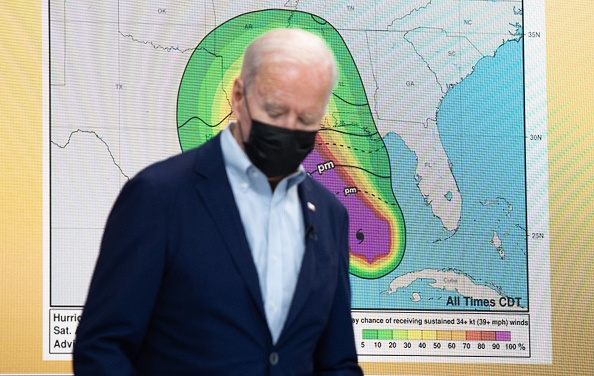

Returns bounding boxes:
[304,149,391,264]
[496,331,512,341]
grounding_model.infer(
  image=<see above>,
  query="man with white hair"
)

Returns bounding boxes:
[73,28,363,375]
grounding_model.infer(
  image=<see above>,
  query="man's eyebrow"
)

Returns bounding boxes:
[300,113,321,124]
[262,101,322,123]
[262,101,287,113]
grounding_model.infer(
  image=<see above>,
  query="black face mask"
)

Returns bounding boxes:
[244,119,317,178]
[241,92,318,177]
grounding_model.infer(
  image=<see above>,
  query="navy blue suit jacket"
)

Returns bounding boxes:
[73,134,362,375]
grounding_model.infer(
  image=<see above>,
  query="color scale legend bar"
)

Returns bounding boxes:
[362,329,512,341]
[352,311,530,359]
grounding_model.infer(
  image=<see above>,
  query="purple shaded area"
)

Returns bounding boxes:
[304,149,391,263]
[496,331,512,341]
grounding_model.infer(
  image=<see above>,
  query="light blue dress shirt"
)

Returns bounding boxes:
[220,123,306,344]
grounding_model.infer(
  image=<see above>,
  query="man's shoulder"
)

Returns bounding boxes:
[134,135,222,185]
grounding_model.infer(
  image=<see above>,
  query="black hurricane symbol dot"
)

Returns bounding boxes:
[356,229,365,244]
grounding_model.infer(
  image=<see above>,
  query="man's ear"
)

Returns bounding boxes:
[231,78,244,116]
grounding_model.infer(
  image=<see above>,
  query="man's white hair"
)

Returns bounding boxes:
[240,28,338,96]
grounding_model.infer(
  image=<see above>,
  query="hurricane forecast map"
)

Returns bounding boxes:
[47,0,551,363]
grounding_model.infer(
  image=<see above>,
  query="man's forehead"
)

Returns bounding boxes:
[246,58,331,116]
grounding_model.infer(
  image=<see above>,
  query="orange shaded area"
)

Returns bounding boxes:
[466,331,482,341]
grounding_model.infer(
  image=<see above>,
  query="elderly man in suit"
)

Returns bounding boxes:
[73,28,363,375]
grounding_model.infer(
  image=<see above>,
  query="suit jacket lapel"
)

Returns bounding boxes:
[190,135,265,317]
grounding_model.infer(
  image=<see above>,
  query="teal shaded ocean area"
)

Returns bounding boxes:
[351,39,527,310]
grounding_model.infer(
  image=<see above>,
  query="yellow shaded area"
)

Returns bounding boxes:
[545,3,594,376]
[0,3,70,374]
[422,330,437,341]
[407,330,423,340]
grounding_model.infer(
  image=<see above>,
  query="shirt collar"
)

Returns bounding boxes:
[221,122,252,180]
